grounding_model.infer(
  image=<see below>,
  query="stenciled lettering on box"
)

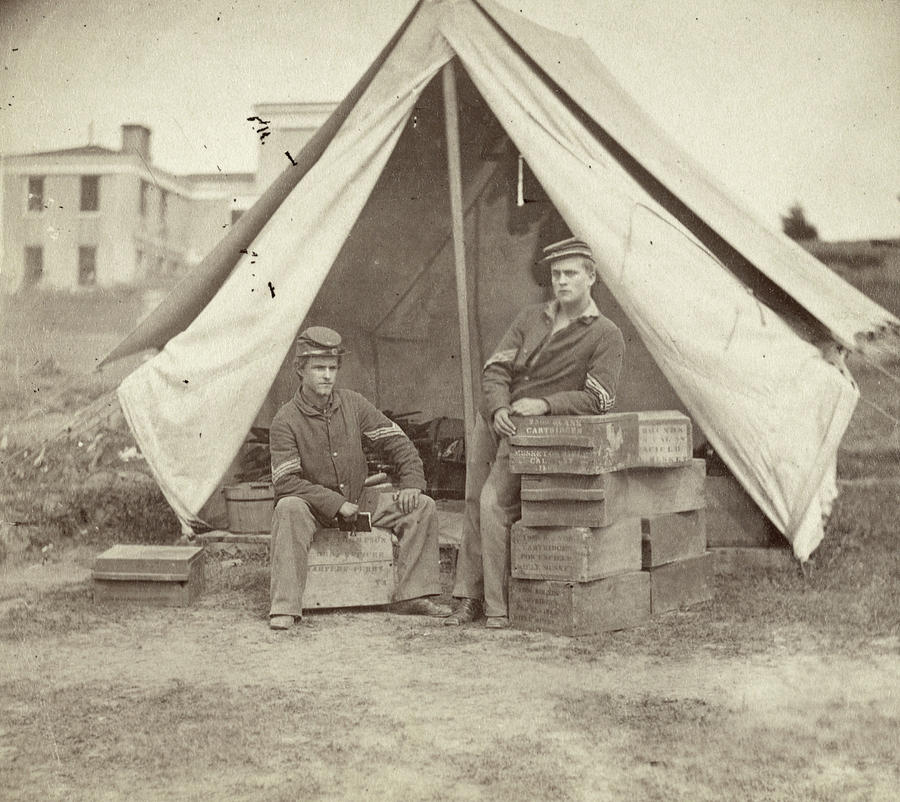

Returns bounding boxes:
[638,423,690,463]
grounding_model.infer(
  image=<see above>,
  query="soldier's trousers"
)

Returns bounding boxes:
[269,491,443,618]
[452,414,520,618]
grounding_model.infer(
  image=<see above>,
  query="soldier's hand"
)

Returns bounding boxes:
[394,487,421,514]
[337,501,359,520]
[510,397,550,417]
[493,407,517,437]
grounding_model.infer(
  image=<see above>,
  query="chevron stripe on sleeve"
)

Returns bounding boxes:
[585,373,615,412]
[271,456,303,484]
[363,422,405,441]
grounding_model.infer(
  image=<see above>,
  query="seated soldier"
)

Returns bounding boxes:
[268,326,451,630]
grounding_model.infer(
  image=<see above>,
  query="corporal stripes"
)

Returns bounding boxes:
[363,421,405,441]
[271,457,303,484]
[585,373,615,412]
[484,348,518,370]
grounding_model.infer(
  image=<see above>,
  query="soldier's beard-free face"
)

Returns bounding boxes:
[550,256,595,311]
[298,356,340,402]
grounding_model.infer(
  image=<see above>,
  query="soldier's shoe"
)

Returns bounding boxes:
[390,596,452,617]
[485,616,510,629]
[269,615,297,630]
[443,598,482,626]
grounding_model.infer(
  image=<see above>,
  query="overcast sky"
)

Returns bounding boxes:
[2,0,898,240]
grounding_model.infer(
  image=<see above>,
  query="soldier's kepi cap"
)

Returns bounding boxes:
[294,326,348,358]
[539,236,595,265]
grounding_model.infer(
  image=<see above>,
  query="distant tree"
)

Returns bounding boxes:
[781,203,819,241]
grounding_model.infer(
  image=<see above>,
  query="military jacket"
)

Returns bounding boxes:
[482,300,625,419]
[269,388,426,520]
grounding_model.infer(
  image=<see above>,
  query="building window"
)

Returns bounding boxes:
[80,175,100,212]
[27,176,45,212]
[24,246,43,285]
[140,180,149,216]
[231,209,244,225]
[78,246,97,285]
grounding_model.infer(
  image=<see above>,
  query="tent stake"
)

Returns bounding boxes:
[442,62,477,444]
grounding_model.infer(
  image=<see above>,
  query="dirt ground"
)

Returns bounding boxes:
[1,548,898,802]
[2,279,898,800]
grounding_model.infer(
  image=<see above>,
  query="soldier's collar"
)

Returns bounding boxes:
[543,298,600,323]
[294,387,342,416]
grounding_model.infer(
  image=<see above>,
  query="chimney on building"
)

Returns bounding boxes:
[121,124,152,163]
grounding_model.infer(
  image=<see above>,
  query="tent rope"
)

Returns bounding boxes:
[858,396,900,429]
[858,353,900,390]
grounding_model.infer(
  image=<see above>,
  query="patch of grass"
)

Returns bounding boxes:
[0,679,403,802]
[441,735,580,801]
[1,426,181,560]
[0,584,109,642]
[553,689,900,801]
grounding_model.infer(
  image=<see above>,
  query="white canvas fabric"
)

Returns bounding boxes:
[440,0,859,558]
[118,0,875,559]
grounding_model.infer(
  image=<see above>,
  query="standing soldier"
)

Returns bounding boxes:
[445,238,625,628]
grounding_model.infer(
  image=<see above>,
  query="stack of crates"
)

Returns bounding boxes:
[507,411,711,635]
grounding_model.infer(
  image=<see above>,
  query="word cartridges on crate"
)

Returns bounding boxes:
[508,411,712,636]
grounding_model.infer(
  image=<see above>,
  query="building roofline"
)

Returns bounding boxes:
[5,144,123,159]
[180,172,256,183]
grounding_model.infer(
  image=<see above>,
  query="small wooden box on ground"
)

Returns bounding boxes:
[509,411,692,475]
[646,552,713,614]
[519,459,706,528]
[511,518,641,581]
[92,545,205,606]
[509,572,650,636]
[303,528,396,610]
[642,510,707,568]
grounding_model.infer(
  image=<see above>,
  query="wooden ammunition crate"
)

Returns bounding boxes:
[646,552,713,614]
[509,571,650,636]
[303,529,395,609]
[511,518,642,581]
[627,459,706,515]
[509,411,692,474]
[92,545,205,606]
[641,510,707,568]
[520,472,628,527]
[519,459,706,528]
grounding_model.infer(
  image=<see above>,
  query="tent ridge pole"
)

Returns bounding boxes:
[442,61,477,445]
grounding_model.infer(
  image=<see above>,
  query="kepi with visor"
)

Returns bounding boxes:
[294,326,349,359]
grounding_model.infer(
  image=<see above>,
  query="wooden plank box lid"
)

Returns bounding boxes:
[92,545,205,582]
[509,411,692,474]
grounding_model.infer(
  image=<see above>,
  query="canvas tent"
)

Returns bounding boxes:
[104,0,898,561]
